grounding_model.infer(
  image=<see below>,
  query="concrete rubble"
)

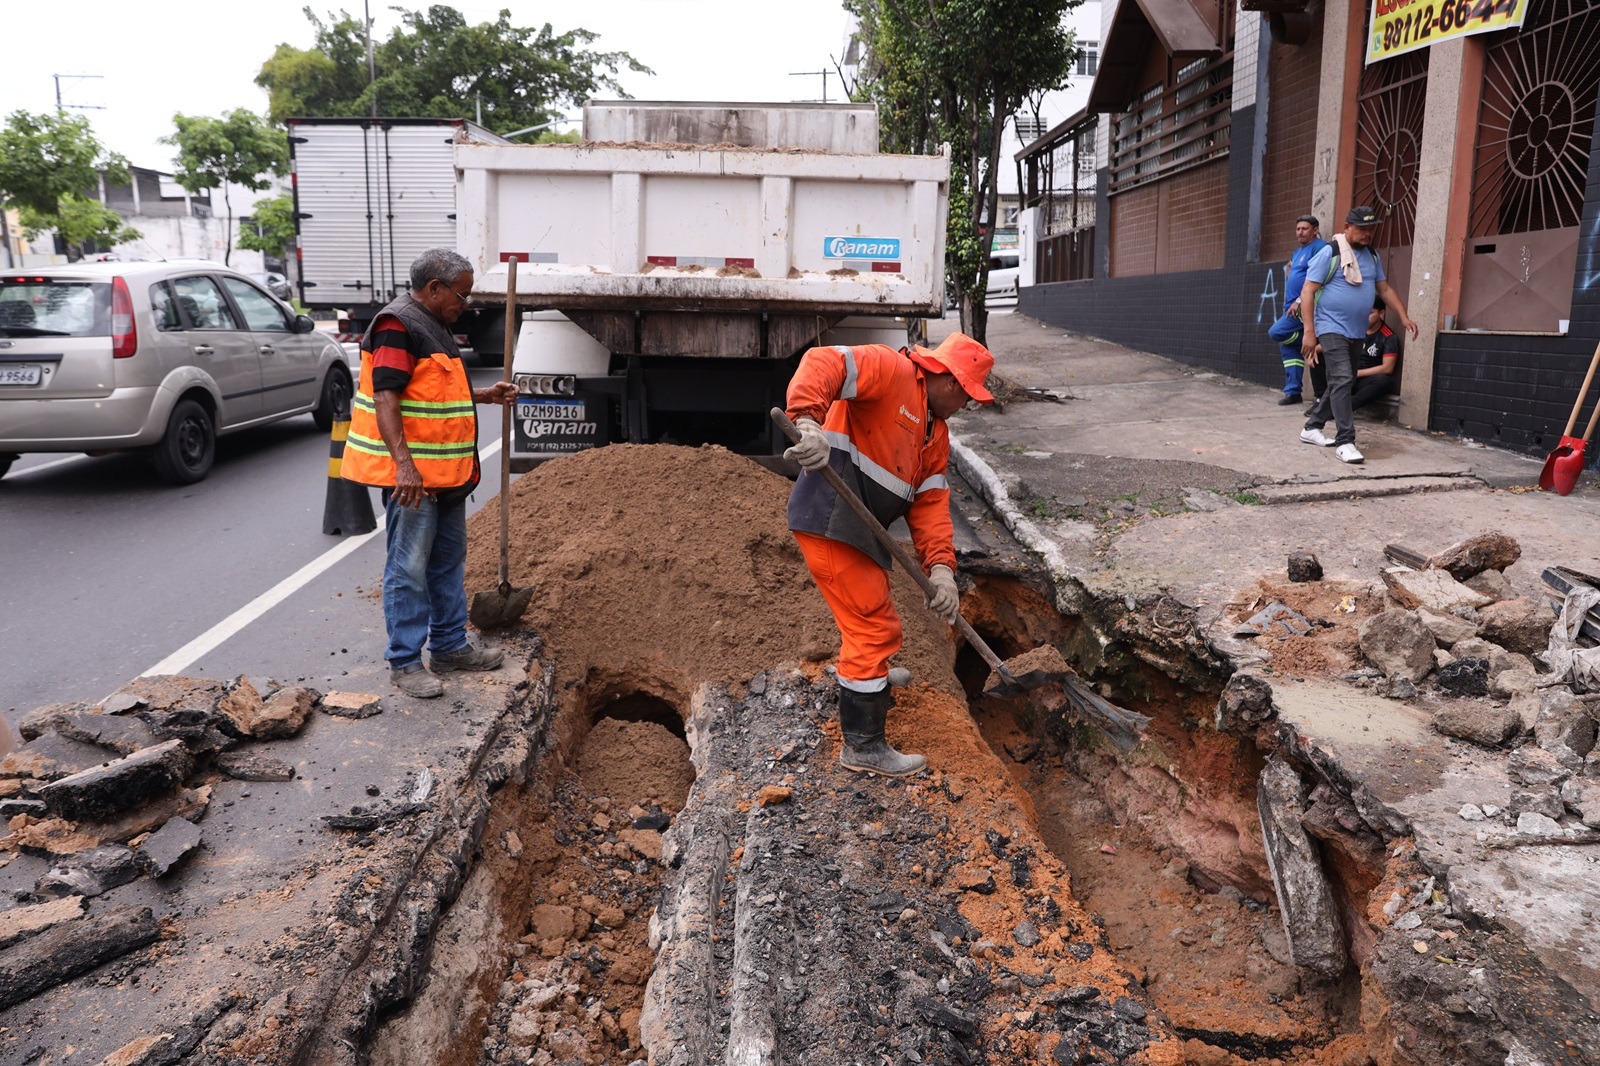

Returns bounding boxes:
[3,312,1600,1064]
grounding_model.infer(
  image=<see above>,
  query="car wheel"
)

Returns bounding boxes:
[312,365,354,431]
[152,399,216,485]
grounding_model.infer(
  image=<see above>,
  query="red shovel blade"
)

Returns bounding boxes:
[1540,435,1586,490]
[1550,439,1590,496]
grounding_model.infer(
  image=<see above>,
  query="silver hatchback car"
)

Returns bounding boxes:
[0,261,353,484]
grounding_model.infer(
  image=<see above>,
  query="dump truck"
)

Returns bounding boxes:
[287,116,507,349]
[453,101,951,469]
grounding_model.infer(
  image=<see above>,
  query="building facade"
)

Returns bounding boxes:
[1016,0,1600,462]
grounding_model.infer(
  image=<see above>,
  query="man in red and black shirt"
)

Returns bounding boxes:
[343,248,517,698]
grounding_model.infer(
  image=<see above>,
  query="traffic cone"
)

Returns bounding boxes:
[323,401,376,536]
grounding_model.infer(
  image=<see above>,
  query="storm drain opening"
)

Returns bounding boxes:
[955,575,1381,1064]
[370,678,694,1066]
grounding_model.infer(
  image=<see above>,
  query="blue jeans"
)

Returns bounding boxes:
[1304,333,1358,447]
[382,492,469,667]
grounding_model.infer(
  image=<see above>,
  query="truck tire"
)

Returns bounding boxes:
[469,310,506,369]
[151,399,216,485]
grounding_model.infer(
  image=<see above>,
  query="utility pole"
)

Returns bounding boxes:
[476,91,483,126]
[363,0,378,119]
[52,74,105,113]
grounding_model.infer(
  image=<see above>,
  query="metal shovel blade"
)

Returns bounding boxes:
[1539,436,1584,490]
[469,581,534,631]
[1549,440,1591,496]
[982,646,1070,698]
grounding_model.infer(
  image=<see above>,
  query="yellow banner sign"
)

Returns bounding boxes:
[1366,0,1529,64]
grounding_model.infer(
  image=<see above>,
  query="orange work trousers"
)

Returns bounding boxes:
[794,531,902,689]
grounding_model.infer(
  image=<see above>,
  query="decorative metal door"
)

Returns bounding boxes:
[1461,0,1600,331]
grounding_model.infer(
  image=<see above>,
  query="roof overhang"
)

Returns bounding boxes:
[1016,107,1092,163]
[1086,0,1224,113]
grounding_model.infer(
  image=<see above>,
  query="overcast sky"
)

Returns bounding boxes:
[3,0,857,176]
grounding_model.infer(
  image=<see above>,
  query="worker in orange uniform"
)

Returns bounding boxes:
[785,332,995,777]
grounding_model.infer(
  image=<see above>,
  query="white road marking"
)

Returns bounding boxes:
[139,435,504,678]
[11,454,88,477]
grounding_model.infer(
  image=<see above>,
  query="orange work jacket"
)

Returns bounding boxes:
[786,343,956,573]
[342,295,479,492]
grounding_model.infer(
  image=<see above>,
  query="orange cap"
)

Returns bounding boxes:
[908,332,995,403]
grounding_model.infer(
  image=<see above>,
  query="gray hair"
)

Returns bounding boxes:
[410,248,472,291]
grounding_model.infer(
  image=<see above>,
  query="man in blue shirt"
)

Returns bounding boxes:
[1275,215,1327,404]
[1298,206,1418,464]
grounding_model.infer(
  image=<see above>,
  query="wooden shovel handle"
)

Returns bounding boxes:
[499,260,518,585]
[1584,385,1600,444]
[1563,341,1600,438]
[769,408,1009,675]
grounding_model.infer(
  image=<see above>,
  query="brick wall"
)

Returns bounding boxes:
[1109,185,1159,276]
[1158,162,1229,273]
[1259,17,1324,264]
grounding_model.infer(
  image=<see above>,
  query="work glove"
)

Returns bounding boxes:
[926,564,959,624]
[784,418,831,472]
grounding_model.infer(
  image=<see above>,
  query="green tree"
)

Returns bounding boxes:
[238,191,298,258]
[846,0,1079,343]
[256,6,651,134]
[19,195,141,258]
[0,110,138,259]
[162,109,289,266]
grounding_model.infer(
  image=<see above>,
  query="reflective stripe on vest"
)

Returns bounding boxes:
[341,351,477,490]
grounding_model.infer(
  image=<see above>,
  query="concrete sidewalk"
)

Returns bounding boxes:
[938,311,1600,1052]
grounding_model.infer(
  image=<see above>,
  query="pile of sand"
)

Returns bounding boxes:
[464,444,959,696]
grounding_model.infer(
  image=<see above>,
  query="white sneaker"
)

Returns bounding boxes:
[1335,443,1365,464]
[1300,427,1335,447]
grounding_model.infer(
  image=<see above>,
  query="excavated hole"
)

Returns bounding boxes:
[370,678,693,1066]
[958,575,1383,1064]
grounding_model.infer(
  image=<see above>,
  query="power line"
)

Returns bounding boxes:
[53,74,105,112]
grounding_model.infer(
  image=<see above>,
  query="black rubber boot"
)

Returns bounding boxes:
[838,686,926,777]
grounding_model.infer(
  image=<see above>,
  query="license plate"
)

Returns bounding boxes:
[0,364,42,386]
[517,399,584,420]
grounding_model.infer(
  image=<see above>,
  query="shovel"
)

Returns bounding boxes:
[770,408,1150,751]
[470,258,534,630]
[1539,341,1600,493]
[1551,393,1600,497]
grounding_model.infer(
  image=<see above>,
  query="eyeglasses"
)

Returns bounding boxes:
[437,281,472,305]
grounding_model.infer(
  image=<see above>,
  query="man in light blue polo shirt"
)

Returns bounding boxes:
[1298,206,1418,464]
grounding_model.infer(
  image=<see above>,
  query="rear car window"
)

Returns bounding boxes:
[150,282,181,331]
[0,278,111,337]
[171,275,238,330]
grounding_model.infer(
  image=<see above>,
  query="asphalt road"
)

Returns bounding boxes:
[0,365,515,719]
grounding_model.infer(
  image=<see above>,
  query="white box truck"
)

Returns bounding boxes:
[453,101,951,469]
[287,116,507,350]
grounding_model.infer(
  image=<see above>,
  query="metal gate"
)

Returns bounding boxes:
[1352,49,1430,251]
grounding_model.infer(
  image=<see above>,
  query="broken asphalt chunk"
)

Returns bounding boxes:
[321,800,431,831]
[0,904,159,1010]
[1234,602,1312,639]
[16,702,89,742]
[319,690,383,719]
[1287,551,1323,582]
[0,896,86,950]
[39,739,190,821]
[36,845,140,898]
[217,680,317,740]
[215,751,295,782]
[52,712,159,755]
[136,815,201,877]
[914,995,978,1037]
[0,733,117,782]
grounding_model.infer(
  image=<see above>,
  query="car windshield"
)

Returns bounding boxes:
[0,279,111,337]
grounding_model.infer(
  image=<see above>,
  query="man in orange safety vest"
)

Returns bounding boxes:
[784,332,995,776]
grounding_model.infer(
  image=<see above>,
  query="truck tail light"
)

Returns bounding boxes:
[111,277,137,358]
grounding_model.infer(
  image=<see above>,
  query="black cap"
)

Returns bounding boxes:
[1346,205,1380,226]
[1295,214,1319,228]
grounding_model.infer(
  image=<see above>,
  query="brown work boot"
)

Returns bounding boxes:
[391,662,444,699]
[430,644,505,673]
[838,686,926,777]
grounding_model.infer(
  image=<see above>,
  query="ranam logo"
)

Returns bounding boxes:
[823,236,902,260]
[898,404,921,424]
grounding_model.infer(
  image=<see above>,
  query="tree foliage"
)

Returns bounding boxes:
[163,110,288,266]
[846,0,1078,342]
[238,191,298,257]
[0,110,138,258]
[19,195,141,257]
[256,6,651,134]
